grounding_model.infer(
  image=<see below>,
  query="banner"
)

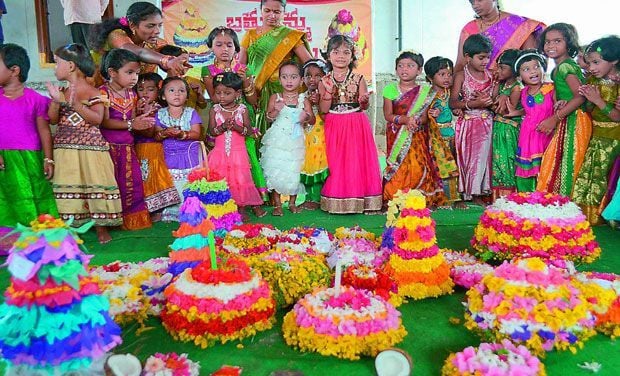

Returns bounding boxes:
[162,0,373,78]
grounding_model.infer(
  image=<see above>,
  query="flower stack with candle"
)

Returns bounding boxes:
[183,167,242,238]
[464,257,598,356]
[471,191,601,263]
[383,190,454,299]
[0,215,121,374]
[161,257,276,348]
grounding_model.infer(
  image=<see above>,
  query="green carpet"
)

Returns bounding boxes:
[1,208,619,375]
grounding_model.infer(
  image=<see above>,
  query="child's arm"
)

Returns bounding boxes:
[302,97,316,125]
[358,77,371,110]
[36,116,54,180]
[208,108,222,136]
[579,84,620,122]
[237,66,258,107]
[449,71,466,110]
[45,82,64,124]
[203,75,216,103]
[265,94,283,122]
[318,76,334,114]
[236,107,254,135]
[554,74,585,120]
[504,85,524,117]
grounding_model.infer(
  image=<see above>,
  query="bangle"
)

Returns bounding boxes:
[243,89,256,97]
[43,158,55,165]
[465,101,471,111]
[241,127,248,136]
[160,55,173,70]
[555,111,564,121]
[393,115,400,124]
[266,112,275,121]
[127,119,133,131]
[179,131,188,140]
[601,103,614,116]
[243,83,255,94]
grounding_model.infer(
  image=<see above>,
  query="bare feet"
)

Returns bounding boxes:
[452,201,469,210]
[96,226,112,244]
[301,201,320,210]
[472,197,487,207]
[289,204,302,214]
[272,206,284,216]
[252,206,267,218]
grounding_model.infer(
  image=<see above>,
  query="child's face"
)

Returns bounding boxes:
[303,65,324,91]
[279,65,302,92]
[212,34,236,63]
[396,58,420,82]
[431,67,453,89]
[468,52,490,72]
[585,51,617,79]
[519,60,544,86]
[543,30,568,60]
[162,79,188,107]
[496,63,514,81]
[53,55,72,81]
[214,85,238,106]
[0,57,15,86]
[136,80,159,103]
[328,44,353,70]
[109,61,140,89]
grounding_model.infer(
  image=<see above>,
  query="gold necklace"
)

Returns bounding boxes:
[479,11,501,28]
[332,70,351,102]
[214,58,232,73]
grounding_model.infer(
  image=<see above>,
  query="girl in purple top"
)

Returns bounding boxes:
[100,48,154,230]
[0,43,58,230]
[154,77,203,222]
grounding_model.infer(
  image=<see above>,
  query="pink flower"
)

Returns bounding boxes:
[119,16,129,27]
[144,357,166,372]
[337,9,354,23]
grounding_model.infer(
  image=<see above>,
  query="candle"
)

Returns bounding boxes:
[334,258,342,294]
[208,232,217,270]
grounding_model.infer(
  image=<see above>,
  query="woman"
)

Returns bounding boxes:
[238,0,312,135]
[90,1,189,86]
[455,0,544,71]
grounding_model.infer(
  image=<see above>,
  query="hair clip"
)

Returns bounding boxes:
[215,75,224,82]
[596,46,603,54]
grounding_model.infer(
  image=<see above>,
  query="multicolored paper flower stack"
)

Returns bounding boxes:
[441,340,546,376]
[382,190,454,299]
[143,352,200,376]
[248,249,331,307]
[168,196,216,276]
[464,257,597,356]
[161,258,276,348]
[576,272,620,338]
[471,191,601,263]
[342,265,401,307]
[443,249,494,289]
[0,215,121,374]
[183,167,242,237]
[221,223,281,257]
[283,286,407,360]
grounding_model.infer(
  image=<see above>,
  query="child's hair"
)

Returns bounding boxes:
[160,76,191,100]
[138,72,163,88]
[91,2,162,50]
[424,56,454,80]
[323,35,357,71]
[463,34,493,57]
[213,72,243,91]
[101,48,140,80]
[261,0,286,7]
[538,23,580,58]
[303,59,328,75]
[496,48,521,76]
[514,49,548,74]
[395,50,424,69]
[206,27,241,52]
[585,35,620,69]
[0,43,30,82]
[159,45,188,57]
[54,43,96,77]
[279,60,302,76]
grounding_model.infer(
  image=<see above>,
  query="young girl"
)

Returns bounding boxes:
[47,43,122,244]
[100,48,152,230]
[300,59,329,210]
[135,72,181,219]
[383,51,445,208]
[319,35,382,214]
[0,43,58,228]
[450,34,495,206]
[425,56,461,208]
[513,50,555,192]
[155,76,203,222]
[536,23,592,196]
[208,73,266,218]
[573,36,620,225]
[202,26,266,201]
[491,49,522,198]
[261,61,314,216]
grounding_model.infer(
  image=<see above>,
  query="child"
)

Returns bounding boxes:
[160,45,208,111]
[0,43,58,227]
[450,34,495,206]
[46,43,122,244]
[155,76,203,222]
[100,48,152,230]
[424,56,462,208]
[513,50,555,192]
[135,72,181,219]
[202,26,266,201]
[383,51,445,208]
[602,96,620,226]
[491,49,522,198]
[573,36,620,224]
[536,23,592,196]
[261,61,314,216]
[318,35,383,214]
[208,72,266,218]
[300,59,329,210]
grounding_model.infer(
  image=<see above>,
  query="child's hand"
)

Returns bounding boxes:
[406,117,420,131]
[452,108,463,117]
[237,66,248,80]
[504,99,522,118]
[495,95,509,115]
[45,82,65,104]
[189,81,203,95]
[537,117,557,135]
[225,117,235,130]
[164,127,182,138]
[274,96,285,112]
[358,92,370,106]
[554,100,567,112]
[0,154,4,171]
[132,114,155,131]
[44,161,54,180]
[428,107,441,118]
[321,76,335,95]
[472,91,493,108]
[308,89,319,105]
[578,84,604,107]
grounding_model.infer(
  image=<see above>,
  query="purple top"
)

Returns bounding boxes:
[99,85,137,145]
[0,87,50,150]
[155,107,202,170]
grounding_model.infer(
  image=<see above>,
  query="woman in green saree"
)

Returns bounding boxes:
[238,0,312,135]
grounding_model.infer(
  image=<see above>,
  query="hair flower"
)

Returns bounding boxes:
[119,16,129,27]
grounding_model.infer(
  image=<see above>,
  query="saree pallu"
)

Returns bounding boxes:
[492,115,520,199]
[602,156,620,222]
[135,142,181,213]
[0,150,58,227]
[429,120,459,204]
[301,113,329,203]
[536,109,592,196]
[455,111,493,200]
[108,143,151,230]
[572,122,620,225]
